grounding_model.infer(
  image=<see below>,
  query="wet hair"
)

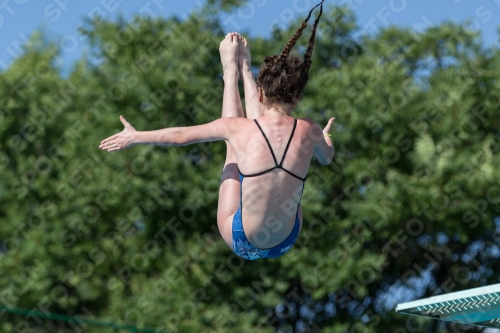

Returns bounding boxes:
[257,0,324,106]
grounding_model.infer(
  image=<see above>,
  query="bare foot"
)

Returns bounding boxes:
[234,33,261,119]
[237,34,252,73]
[219,33,239,75]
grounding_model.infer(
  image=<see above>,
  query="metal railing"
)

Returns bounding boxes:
[0,305,170,333]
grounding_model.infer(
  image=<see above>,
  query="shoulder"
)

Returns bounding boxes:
[217,117,254,126]
[212,117,252,128]
[297,117,319,127]
[297,117,321,131]
[211,117,255,137]
[297,118,323,141]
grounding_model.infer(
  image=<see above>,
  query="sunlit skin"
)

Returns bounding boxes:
[99,32,335,250]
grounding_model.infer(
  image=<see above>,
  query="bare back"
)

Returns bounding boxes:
[229,115,317,249]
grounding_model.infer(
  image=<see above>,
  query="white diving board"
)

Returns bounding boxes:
[395,283,500,328]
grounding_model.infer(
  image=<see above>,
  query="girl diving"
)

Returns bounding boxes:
[99,1,334,260]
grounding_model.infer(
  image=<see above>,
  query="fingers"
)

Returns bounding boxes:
[99,138,117,150]
[121,115,137,132]
[100,134,118,145]
[323,117,336,134]
[100,129,120,150]
[100,144,118,151]
[101,145,119,152]
[100,138,122,151]
[108,145,121,152]
[120,115,132,129]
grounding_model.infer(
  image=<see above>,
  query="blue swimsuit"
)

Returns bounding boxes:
[232,119,307,260]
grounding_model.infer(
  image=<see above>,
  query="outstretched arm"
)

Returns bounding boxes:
[99,116,235,152]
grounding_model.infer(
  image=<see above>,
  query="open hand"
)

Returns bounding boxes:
[99,115,137,152]
[323,117,336,136]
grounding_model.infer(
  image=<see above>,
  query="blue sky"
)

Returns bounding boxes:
[0,0,499,72]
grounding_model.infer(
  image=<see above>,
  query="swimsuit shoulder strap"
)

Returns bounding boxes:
[254,119,278,166]
[279,118,298,167]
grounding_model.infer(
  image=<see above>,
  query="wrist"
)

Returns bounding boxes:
[133,131,142,145]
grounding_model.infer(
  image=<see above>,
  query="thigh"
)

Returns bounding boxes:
[217,159,240,248]
[298,204,303,232]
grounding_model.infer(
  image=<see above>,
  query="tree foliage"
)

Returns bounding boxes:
[1,3,500,333]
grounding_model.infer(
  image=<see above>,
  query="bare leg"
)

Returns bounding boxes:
[217,33,243,248]
[220,32,244,118]
[237,34,263,119]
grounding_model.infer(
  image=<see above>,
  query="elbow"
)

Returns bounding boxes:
[319,156,332,165]
[316,147,335,165]
[174,128,187,146]
[325,150,335,165]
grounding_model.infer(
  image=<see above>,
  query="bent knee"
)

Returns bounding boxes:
[217,213,235,248]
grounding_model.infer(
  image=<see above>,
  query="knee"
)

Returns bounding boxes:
[217,216,234,248]
[221,163,239,181]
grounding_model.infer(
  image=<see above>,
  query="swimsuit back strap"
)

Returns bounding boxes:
[279,118,298,167]
[254,119,278,166]
[282,167,306,182]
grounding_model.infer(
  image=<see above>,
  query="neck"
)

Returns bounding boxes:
[263,104,294,117]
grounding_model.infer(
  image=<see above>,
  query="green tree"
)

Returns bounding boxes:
[1,3,500,333]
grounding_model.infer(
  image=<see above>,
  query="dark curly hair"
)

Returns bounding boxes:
[257,0,324,107]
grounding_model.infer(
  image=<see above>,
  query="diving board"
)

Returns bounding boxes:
[395,283,500,328]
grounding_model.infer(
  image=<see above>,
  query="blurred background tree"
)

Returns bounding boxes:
[0,2,499,333]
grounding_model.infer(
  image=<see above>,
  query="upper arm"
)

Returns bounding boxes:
[178,118,235,146]
[303,118,333,165]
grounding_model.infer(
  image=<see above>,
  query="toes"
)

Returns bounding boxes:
[221,33,240,48]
